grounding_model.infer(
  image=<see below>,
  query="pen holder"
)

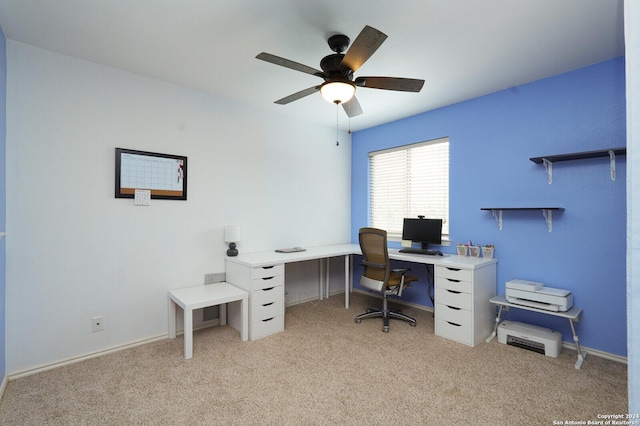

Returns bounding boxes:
[482,246,494,259]
[456,244,468,256]
[469,245,481,258]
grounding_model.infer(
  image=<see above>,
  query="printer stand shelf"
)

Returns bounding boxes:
[486,295,587,369]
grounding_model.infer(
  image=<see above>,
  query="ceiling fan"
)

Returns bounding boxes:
[256,25,425,118]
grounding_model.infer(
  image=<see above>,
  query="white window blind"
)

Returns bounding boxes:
[369,137,449,239]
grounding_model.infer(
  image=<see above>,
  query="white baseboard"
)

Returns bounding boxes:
[561,342,627,364]
[8,334,167,381]
[352,289,627,364]
[8,319,223,381]
[6,292,627,381]
[0,374,7,401]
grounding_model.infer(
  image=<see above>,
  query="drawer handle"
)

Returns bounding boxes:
[262,317,274,323]
[446,305,461,311]
[446,321,461,327]
[446,278,461,283]
[262,287,275,291]
[446,290,461,294]
[262,266,275,270]
[446,267,461,271]
[262,276,275,281]
[262,302,274,307]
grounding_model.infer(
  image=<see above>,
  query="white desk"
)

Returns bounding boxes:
[226,244,497,345]
[227,243,359,306]
[225,244,359,340]
[388,249,495,268]
[168,282,248,359]
[389,250,498,346]
[487,295,586,369]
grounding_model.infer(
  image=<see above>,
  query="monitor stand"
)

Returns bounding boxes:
[421,243,441,256]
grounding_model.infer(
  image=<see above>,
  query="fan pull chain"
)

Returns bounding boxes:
[335,103,340,146]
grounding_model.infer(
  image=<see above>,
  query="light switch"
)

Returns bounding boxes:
[134,189,151,206]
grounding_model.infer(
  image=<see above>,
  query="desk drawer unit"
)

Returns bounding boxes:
[253,274,284,290]
[253,264,284,280]
[437,266,472,282]
[225,261,286,340]
[252,285,284,307]
[253,314,285,339]
[435,319,473,344]
[436,302,472,326]
[434,264,496,347]
[435,286,472,310]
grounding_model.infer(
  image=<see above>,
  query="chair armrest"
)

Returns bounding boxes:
[391,269,413,296]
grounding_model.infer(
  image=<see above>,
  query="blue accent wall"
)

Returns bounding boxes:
[0,24,7,380]
[352,57,627,356]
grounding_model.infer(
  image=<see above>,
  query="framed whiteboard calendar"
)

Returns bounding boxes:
[115,148,187,200]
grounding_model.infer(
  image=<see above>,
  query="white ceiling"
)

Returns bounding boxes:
[0,0,625,131]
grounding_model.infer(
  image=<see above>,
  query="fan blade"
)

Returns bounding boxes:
[355,76,425,92]
[340,25,387,73]
[256,52,324,77]
[342,96,363,118]
[274,86,320,105]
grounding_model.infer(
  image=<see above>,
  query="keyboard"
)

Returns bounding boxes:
[398,248,442,256]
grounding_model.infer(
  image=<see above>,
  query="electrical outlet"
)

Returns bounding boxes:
[92,316,104,332]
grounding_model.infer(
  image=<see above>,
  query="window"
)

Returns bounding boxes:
[369,137,449,240]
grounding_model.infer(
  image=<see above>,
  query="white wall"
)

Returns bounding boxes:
[5,41,351,375]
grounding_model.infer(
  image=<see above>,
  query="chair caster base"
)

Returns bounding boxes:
[354,308,416,332]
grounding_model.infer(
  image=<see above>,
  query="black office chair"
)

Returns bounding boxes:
[354,227,418,332]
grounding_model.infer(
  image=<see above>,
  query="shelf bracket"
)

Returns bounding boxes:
[542,209,553,232]
[542,158,552,184]
[491,210,503,230]
[609,150,616,181]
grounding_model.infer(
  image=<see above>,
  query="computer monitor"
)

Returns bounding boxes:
[402,217,443,250]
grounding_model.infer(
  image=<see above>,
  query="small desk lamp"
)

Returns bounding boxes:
[225,225,241,256]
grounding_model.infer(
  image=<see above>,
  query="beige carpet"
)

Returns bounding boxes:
[0,292,628,425]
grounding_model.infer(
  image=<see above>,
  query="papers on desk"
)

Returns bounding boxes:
[275,247,306,253]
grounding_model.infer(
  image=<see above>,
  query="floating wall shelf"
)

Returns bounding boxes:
[481,207,565,232]
[530,147,626,184]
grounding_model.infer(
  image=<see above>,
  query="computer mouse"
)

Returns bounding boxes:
[436,250,443,256]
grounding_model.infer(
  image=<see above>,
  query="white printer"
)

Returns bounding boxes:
[505,279,573,312]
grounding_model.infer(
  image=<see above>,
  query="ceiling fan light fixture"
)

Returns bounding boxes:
[320,81,355,104]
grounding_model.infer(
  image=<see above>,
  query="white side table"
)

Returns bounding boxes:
[168,282,248,359]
